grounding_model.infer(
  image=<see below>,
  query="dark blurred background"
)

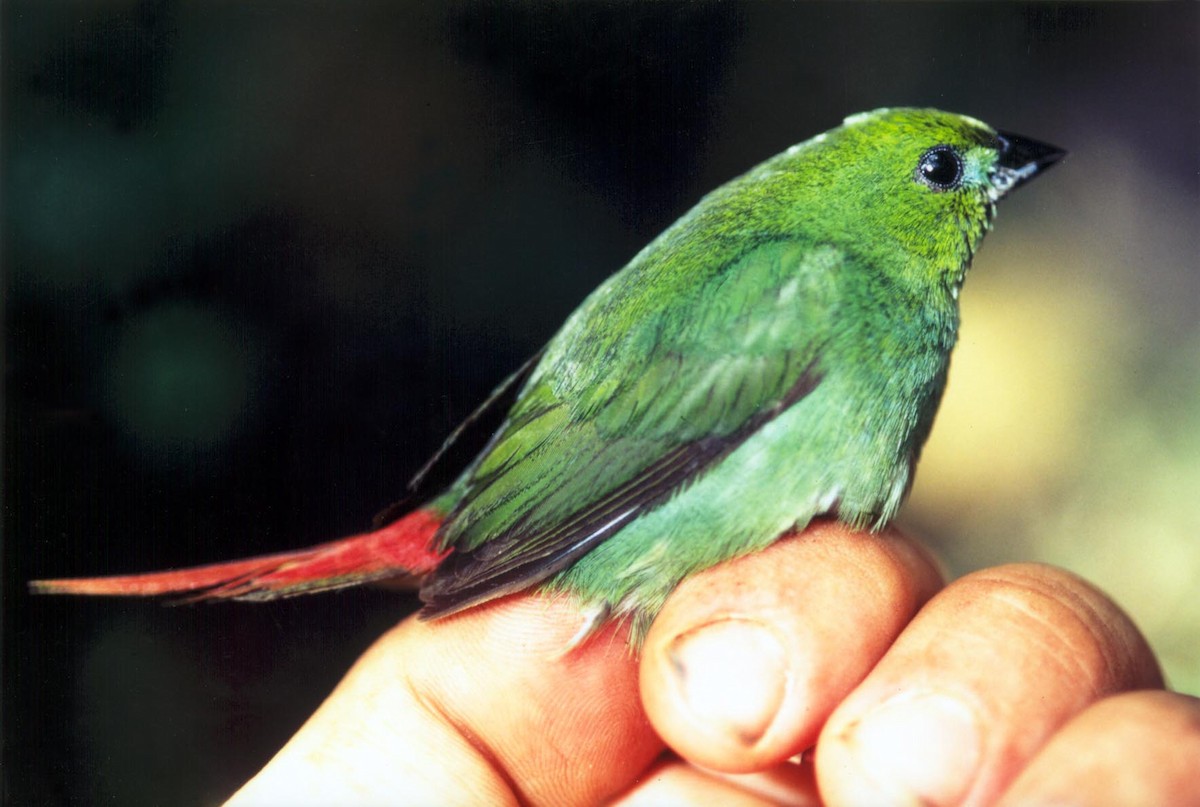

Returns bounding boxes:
[3,2,1197,804]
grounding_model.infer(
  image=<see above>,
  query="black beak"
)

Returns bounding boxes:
[991,130,1067,196]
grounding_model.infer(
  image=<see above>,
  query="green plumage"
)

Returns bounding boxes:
[418,108,1063,642]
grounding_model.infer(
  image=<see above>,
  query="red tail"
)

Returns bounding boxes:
[29,508,448,601]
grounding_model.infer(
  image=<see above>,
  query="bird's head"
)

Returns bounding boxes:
[774,108,1066,295]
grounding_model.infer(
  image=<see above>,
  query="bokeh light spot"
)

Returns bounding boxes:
[101,302,263,462]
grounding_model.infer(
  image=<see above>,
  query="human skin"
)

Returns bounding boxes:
[225,522,1200,806]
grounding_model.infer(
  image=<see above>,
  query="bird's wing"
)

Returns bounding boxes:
[420,238,843,616]
[371,350,547,529]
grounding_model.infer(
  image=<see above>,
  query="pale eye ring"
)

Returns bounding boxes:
[916,145,964,191]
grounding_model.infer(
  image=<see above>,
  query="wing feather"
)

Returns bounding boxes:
[420,239,843,616]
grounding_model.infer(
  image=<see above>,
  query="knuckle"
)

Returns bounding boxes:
[958,563,1162,693]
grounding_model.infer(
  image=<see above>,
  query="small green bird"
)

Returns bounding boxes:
[33,108,1064,646]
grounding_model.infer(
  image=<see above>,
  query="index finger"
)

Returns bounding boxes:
[225,596,662,807]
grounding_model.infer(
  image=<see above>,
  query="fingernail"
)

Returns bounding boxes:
[838,692,982,806]
[666,617,789,746]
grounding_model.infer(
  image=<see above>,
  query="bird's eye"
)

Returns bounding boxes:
[916,146,963,191]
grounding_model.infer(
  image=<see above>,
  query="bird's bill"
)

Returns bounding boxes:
[990,130,1067,197]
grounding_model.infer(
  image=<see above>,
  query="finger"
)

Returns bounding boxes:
[816,563,1164,807]
[612,756,819,807]
[640,521,945,772]
[997,690,1200,806]
[225,596,662,807]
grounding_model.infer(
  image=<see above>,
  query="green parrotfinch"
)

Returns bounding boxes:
[33,108,1065,647]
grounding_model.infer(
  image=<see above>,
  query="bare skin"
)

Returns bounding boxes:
[226,522,1200,806]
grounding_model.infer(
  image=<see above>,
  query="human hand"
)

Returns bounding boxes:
[224,521,1199,806]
